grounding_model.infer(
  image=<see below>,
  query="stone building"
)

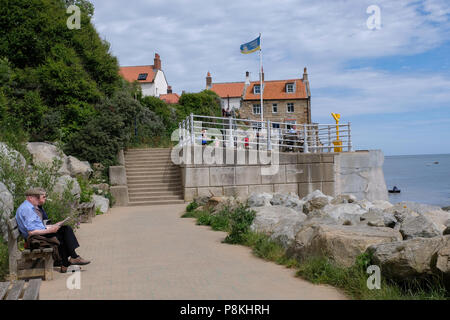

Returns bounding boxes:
[207,68,311,128]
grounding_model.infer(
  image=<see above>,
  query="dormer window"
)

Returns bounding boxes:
[138,73,148,81]
[253,85,261,94]
[286,83,294,93]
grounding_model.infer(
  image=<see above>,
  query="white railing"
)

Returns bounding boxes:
[178,114,352,153]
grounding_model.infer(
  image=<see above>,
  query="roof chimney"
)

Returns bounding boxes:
[245,71,250,85]
[206,72,212,90]
[303,67,308,82]
[153,53,161,70]
[167,86,172,94]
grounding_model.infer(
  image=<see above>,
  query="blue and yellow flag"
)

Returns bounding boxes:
[240,36,261,54]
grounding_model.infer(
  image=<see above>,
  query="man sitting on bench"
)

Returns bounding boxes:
[15,188,91,273]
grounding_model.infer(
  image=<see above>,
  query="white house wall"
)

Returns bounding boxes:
[154,70,168,97]
[141,83,155,97]
[140,70,169,97]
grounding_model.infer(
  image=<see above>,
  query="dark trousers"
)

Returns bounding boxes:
[45,226,80,267]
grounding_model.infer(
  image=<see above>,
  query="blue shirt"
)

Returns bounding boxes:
[15,200,46,239]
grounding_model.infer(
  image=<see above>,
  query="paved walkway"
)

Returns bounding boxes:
[40,204,347,300]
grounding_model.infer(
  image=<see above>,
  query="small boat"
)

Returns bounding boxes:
[388,186,401,193]
[434,161,439,164]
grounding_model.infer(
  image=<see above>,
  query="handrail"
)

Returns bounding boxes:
[178,114,352,153]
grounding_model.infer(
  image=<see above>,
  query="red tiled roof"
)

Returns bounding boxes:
[244,79,307,100]
[119,66,156,83]
[210,82,245,98]
[159,93,180,104]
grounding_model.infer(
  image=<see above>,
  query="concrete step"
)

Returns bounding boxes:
[128,190,183,197]
[126,168,181,175]
[125,164,179,169]
[129,194,184,202]
[127,181,181,187]
[125,155,172,160]
[128,186,182,193]
[127,176,181,183]
[126,172,180,178]
[128,199,185,206]
[125,160,175,166]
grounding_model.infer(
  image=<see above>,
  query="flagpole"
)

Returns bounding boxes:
[259,33,264,125]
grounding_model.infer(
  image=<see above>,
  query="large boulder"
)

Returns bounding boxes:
[399,215,442,240]
[331,194,357,205]
[302,190,332,214]
[292,223,402,267]
[367,235,450,280]
[321,203,367,225]
[251,206,306,235]
[0,182,14,241]
[247,193,273,207]
[270,193,304,212]
[92,195,109,214]
[26,142,70,175]
[66,156,93,179]
[0,142,26,170]
[360,208,397,228]
[53,175,81,199]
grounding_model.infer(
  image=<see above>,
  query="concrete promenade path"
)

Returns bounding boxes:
[40,204,347,300]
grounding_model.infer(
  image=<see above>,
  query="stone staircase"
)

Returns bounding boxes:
[125,148,185,206]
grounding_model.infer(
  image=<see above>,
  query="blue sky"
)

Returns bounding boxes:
[89,0,450,156]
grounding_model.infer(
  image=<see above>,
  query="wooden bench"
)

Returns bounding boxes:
[7,218,54,281]
[78,202,96,223]
[0,279,42,300]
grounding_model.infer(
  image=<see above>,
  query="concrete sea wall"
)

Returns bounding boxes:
[176,147,388,202]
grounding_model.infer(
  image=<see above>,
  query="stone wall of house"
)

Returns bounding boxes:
[238,99,309,125]
[176,147,388,202]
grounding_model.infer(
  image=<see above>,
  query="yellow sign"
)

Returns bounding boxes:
[331,113,342,152]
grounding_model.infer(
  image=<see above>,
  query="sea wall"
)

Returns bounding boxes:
[175,147,388,202]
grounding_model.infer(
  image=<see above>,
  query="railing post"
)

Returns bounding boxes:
[190,113,195,145]
[266,120,271,150]
[229,116,233,149]
[328,125,331,153]
[347,122,352,152]
[303,124,309,153]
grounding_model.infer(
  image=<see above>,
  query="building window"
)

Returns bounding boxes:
[287,103,294,113]
[285,120,296,130]
[286,83,294,93]
[272,123,280,129]
[253,104,261,115]
[138,73,148,81]
[254,85,261,94]
[272,104,278,113]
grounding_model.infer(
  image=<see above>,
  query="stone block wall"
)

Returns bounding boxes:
[178,147,388,202]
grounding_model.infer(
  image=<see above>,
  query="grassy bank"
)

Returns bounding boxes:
[182,201,449,300]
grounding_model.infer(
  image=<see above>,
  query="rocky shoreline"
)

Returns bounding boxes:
[195,191,450,285]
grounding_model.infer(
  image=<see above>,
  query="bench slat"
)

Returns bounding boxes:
[22,279,41,300]
[5,281,25,300]
[0,282,10,300]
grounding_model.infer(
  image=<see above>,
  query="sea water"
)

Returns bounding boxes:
[383,154,450,208]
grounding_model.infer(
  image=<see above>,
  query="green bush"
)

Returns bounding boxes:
[224,204,256,244]
[186,200,199,213]
[77,176,94,203]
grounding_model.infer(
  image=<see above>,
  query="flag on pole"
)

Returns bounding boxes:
[240,36,261,54]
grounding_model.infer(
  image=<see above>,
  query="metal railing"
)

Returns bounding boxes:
[178,114,352,153]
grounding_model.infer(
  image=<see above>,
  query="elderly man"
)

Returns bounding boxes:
[15,188,90,273]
